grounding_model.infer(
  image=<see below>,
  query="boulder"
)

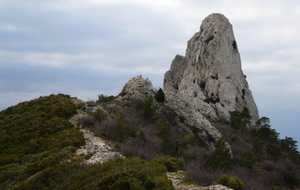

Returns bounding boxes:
[117,75,154,101]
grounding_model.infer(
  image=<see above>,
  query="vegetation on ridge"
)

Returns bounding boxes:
[0,94,85,189]
[1,92,300,190]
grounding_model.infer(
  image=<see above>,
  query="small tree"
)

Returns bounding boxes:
[156,118,172,155]
[281,169,300,188]
[206,138,233,171]
[114,116,136,143]
[238,150,255,168]
[230,108,250,129]
[217,174,244,190]
[154,88,165,103]
[137,95,158,122]
[280,136,298,154]
[254,118,279,143]
[266,143,281,162]
[93,109,107,123]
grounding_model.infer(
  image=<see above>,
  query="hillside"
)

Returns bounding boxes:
[1,92,300,189]
[1,13,300,190]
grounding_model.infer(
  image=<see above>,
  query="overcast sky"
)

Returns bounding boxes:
[1,0,300,144]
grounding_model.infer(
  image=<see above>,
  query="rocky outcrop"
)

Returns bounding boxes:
[117,14,259,149]
[162,13,260,148]
[165,92,222,149]
[164,13,259,126]
[167,171,233,190]
[70,99,124,164]
[117,75,155,101]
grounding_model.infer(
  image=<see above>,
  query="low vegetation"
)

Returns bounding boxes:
[16,157,174,190]
[0,94,85,189]
[1,92,300,190]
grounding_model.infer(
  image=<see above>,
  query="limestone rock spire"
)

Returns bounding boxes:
[164,13,259,127]
[119,13,259,148]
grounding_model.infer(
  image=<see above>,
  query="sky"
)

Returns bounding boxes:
[1,0,300,144]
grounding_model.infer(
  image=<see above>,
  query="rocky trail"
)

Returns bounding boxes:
[167,171,233,190]
[76,128,124,164]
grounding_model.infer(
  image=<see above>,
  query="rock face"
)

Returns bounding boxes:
[164,13,259,125]
[117,75,154,101]
[118,14,259,149]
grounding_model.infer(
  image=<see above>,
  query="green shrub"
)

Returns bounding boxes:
[84,153,94,160]
[98,94,115,103]
[230,108,250,130]
[114,116,136,142]
[280,136,298,154]
[0,94,85,188]
[217,174,244,190]
[154,156,184,172]
[252,137,264,154]
[93,108,107,122]
[281,169,300,188]
[137,95,158,122]
[206,139,233,171]
[254,117,279,143]
[238,150,255,168]
[156,118,172,154]
[154,88,165,103]
[24,157,173,190]
[266,144,281,162]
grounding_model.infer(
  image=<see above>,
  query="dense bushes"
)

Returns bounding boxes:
[217,174,244,190]
[205,138,233,171]
[16,157,174,190]
[88,94,198,161]
[153,156,184,172]
[184,112,300,190]
[0,94,85,189]
[2,92,300,190]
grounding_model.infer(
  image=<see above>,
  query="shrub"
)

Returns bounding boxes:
[281,169,300,188]
[93,108,107,123]
[280,136,298,155]
[254,117,279,143]
[114,115,136,142]
[217,174,244,190]
[252,137,264,154]
[185,159,221,186]
[238,150,255,168]
[230,108,250,129]
[98,94,115,103]
[137,95,158,122]
[153,156,184,172]
[154,88,165,103]
[0,94,85,188]
[267,144,281,162]
[84,153,94,160]
[156,118,172,154]
[206,138,233,171]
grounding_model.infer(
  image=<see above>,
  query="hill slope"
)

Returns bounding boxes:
[1,13,300,190]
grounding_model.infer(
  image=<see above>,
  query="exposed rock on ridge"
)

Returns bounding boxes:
[119,13,259,149]
[117,75,154,101]
[164,13,259,125]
